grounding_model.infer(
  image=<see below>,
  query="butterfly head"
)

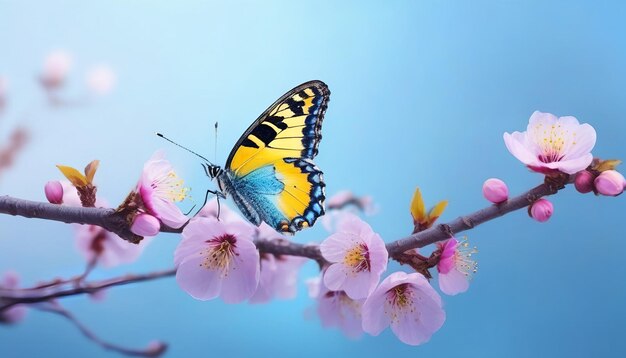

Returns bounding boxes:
[203,163,223,180]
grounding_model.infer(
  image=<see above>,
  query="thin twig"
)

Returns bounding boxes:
[36,302,167,357]
[0,268,176,309]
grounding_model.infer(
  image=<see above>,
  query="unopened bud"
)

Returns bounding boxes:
[530,198,553,223]
[574,170,595,194]
[130,213,161,237]
[44,181,64,204]
[594,170,625,196]
[482,178,509,203]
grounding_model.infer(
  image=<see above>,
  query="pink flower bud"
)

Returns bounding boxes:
[482,178,509,203]
[40,50,72,90]
[574,170,595,194]
[44,181,64,204]
[594,170,625,196]
[130,213,161,237]
[530,199,553,223]
[86,65,116,95]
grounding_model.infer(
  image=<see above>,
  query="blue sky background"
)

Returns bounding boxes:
[1,1,626,357]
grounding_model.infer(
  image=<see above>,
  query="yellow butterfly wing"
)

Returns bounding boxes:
[224,80,329,233]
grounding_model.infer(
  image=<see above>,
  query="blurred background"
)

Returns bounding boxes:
[1,1,626,357]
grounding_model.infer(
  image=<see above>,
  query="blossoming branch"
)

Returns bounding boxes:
[1,111,624,353]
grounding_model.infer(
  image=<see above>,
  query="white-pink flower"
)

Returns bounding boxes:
[137,151,188,229]
[436,238,478,295]
[306,276,364,338]
[320,213,388,299]
[0,271,27,324]
[174,217,260,303]
[504,111,596,175]
[40,50,72,89]
[86,65,116,95]
[250,223,306,304]
[362,271,445,346]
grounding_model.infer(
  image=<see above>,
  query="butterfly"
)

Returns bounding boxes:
[204,80,330,234]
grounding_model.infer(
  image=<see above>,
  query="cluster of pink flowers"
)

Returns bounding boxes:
[170,192,479,345]
[44,151,192,269]
[174,199,306,304]
[497,111,621,222]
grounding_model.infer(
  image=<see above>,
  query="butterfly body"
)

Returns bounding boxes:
[206,80,330,234]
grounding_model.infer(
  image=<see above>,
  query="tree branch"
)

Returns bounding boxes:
[0,180,565,308]
[0,268,176,308]
[0,179,564,263]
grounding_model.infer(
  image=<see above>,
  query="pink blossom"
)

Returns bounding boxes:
[482,178,509,203]
[530,198,554,222]
[320,213,388,299]
[137,151,189,228]
[40,50,72,89]
[575,170,595,194]
[130,213,161,237]
[594,170,625,196]
[174,217,259,303]
[250,223,306,304]
[75,224,149,267]
[504,111,596,175]
[436,238,478,295]
[86,65,116,95]
[306,276,364,338]
[44,180,64,204]
[362,271,445,346]
[0,271,27,324]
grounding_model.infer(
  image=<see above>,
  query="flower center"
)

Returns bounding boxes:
[387,283,412,309]
[201,234,238,275]
[343,243,370,273]
[152,170,188,202]
[531,123,577,163]
[384,283,417,323]
[454,238,478,278]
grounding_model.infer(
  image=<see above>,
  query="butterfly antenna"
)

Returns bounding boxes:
[214,122,218,163]
[156,132,214,165]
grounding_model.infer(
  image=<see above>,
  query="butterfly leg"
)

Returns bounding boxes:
[193,188,225,219]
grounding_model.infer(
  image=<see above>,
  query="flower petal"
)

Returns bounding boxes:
[175,253,223,300]
[219,238,260,303]
[503,131,539,165]
[323,263,347,291]
[151,198,188,228]
[439,268,470,295]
